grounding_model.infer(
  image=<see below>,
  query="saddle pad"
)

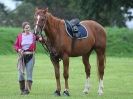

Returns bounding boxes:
[65,21,88,39]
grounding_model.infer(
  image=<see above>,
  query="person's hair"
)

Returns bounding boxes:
[22,21,30,29]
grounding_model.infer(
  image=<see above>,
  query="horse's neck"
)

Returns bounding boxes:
[45,13,62,43]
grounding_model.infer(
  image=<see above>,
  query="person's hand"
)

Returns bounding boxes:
[18,49,24,55]
[38,37,43,41]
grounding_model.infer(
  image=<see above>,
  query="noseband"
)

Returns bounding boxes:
[34,14,61,62]
[34,14,50,54]
[34,15,47,34]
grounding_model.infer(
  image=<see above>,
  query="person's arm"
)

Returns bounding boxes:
[14,34,23,54]
[14,35,20,52]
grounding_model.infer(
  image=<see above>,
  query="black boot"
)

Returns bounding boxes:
[23,80,32,95]
[19,80,25,95]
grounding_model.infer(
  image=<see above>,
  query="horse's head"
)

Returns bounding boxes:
[34,8,48,35]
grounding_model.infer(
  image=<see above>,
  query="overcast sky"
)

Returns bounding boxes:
[0,0,17,10]
[0,0,133,28]
[125,9,133,28]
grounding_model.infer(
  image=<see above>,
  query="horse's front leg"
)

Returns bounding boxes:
[51,58,61,96]
[62,53,70,96]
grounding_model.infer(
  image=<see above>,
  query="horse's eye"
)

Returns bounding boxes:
[41,19,45,21]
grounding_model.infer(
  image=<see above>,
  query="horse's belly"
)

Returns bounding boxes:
[68,45,93,57]
[64,29,95,57]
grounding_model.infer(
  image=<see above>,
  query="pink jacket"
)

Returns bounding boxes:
[14,33,37,52]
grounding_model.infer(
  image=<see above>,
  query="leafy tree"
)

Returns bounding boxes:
[11,2,34,27]
[0,3,9,26]
[6,0,133,27]
[79,0,133,27]
[14,0,80,19]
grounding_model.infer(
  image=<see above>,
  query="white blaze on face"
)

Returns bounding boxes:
[34,15,40,34]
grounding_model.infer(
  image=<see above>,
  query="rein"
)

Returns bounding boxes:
[34,15,50,56]
[38,30,50,56]
[34,14,62,62]
[38,30,62,62]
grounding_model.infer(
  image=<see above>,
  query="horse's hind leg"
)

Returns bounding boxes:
[51,59,61,96]
[82,53,91,94]
[95,48,105,95]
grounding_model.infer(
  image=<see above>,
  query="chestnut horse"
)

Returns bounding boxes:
[34,8,106,96]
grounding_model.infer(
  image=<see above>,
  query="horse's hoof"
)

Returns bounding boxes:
[21,90,30,95]
[98,90,103,96]
[54,90,61,96]
[63,90,70,96]
[83,88,89,94]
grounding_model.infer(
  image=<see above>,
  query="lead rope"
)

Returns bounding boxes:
[35,15,61,62]
[39,25,51,57]
[37,15,51,57]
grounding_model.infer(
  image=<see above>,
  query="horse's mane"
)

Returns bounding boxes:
[44,12,64,45]
[47,12,63,30]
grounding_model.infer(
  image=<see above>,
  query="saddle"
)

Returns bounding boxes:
[65,18,80,37]
[65,19,88,39]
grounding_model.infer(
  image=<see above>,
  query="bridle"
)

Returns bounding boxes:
[34,13,62,62]
[34,14,47,35]
[34,14,50,55]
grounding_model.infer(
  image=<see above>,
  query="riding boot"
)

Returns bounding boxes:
[19,80,25,95]
[23,80,32,95]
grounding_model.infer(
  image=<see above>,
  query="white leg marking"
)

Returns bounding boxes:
[98,79,104,95]
[64,89,69,91]
[83,77,90,94]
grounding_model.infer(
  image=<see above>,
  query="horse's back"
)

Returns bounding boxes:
[61,20,106,56]
[81,20,106,35]
[81,20,106,48]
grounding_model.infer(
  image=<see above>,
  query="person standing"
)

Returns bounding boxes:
[14,21,42,95]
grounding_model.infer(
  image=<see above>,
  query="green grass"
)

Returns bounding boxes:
[0,27,44,55]
[0,27,20,54]
[0,54,133,99]
[0,27,133,57]
[106,27,133,57]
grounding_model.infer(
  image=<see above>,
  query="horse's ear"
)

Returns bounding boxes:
[43,8,48,13]
[35,7,38,11]
[45,7,48,12]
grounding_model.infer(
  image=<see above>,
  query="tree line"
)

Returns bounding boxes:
[0,0,133,27]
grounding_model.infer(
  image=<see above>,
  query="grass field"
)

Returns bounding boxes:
[1,27,133,57]
[0,54,133,99]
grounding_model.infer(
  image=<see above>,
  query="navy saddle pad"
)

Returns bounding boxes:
[65,20,88,39]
